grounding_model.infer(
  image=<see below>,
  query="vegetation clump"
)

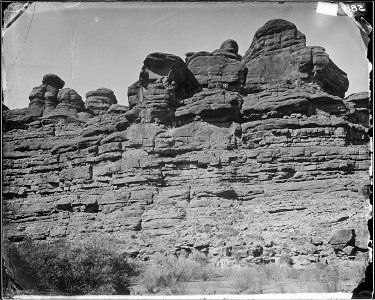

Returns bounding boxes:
[141,251,218,294]
[8,238,139,295]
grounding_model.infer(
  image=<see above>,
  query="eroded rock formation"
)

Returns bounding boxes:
[2,19,370,277]
[3,74,66,129]
[242,19,349,98]
[126,52,199,124]
[86,88,118,115]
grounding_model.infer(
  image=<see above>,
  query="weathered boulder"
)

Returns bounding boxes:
[220,39,240,55]
[328,229,355,250]
[29,74,64,102]
[342,245,356,256]
[242,19,349,98]
[85,88,118,115]
[42,73,65,89]
[212,39,242,61]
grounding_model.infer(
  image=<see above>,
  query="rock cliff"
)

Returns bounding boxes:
[3,19,370,270]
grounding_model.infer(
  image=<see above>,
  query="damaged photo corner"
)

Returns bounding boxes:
[1,1,373,299]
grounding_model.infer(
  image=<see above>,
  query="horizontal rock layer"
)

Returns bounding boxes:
[3,116,370,263]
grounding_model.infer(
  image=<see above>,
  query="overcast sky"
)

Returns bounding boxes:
[2,2,370,109]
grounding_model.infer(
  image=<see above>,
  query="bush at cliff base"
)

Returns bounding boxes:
[9,238,139,295]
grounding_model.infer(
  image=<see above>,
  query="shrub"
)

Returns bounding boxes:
[141,254,196,293]
[230,266,263,294]
[141,252,217,294]
[9,237,139,295]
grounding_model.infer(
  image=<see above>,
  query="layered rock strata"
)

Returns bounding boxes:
[3,19,370,275]
[86,88,118,115]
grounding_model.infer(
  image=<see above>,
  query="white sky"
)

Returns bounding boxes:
[2,2,370,109]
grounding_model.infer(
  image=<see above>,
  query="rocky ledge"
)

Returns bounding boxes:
[2,19,370,270]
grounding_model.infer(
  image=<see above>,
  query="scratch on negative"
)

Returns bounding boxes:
[71,31,76,80]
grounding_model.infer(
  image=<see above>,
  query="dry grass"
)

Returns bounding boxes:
[228,262,355,294]
[140,252,221,294]
[229,266,264,294]
[139,253,366,295]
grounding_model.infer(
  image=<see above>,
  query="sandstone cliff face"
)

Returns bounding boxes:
[3,19,370,268]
